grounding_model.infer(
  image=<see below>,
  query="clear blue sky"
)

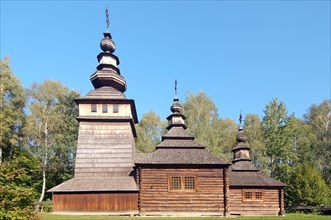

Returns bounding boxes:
[1,1,330,122]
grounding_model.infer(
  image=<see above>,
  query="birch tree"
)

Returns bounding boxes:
[304,100,331,184]
[135,111,167,152]
[262,98,294,182]
[24,80,79,210]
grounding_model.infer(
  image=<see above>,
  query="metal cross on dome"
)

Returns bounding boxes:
[175,80,177,96]
[106,6,109,32]
[239,111,243,125]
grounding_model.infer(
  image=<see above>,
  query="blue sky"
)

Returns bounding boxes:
[1,1,330,122]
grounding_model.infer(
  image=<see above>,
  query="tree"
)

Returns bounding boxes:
[24,80,80,209]
[46,90,80,189]
[182,92,220,154]
[304,100,331,184]
[262,98,294,182]
[182,92,237,161]
[286,162,331,206]
[136,111,166,152]
[244,114,269,173]
[216,118,237,161]
[0,153,40,220]
[286,117,317,165]
[0,57,26,163]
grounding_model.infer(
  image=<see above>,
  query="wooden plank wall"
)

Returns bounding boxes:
[53,192,138,212]
[228,188,280,216]
[139,168,225,213]
[75,122,135,178]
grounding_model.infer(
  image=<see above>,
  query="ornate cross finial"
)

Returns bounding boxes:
[175,80,177,96]
[106,6,110,32]
[239,111,242,125]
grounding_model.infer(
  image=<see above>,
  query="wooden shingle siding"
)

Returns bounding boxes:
[53,192,138,212]
[75,121,135,178]
[228,188,280,215]
[139,168,225,213]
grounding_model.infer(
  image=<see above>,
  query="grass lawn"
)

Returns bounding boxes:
[41,213,331,220]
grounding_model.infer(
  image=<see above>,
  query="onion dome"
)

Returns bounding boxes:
[232,113,251,163]
[170,96,182,113]
[236,126,247,143]
[100,32,116,53]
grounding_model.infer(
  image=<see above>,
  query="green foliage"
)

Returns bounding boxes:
[287,162,331,206]
[24,80,80,203]
[182,92,236,161]
[216,118,237,161]
[262,98,294,182]
[183,92,219,149]
[0,57,26,163]
[244,114,269,173]
[135,111,166,152]
[0,154,40,220]
[46,89,80,190]
[304,100,331,184]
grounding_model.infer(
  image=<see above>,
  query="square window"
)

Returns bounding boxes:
[170,177,181,190]
[242,190,264,202]
[113,105,119,113]
[184,177,195,190]
[245,191,253,199]
[91,104,97,112]
[255,191,263,200]
[102,104,108,113]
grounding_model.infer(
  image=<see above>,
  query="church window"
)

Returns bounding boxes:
[255,191,263,199]
[184,177,195,190]
[242,190,264,202]
[170,177,181,190]
[113,105,119,113]
[91,104,97,112]
[245,191,253,199]
[169,175,196,191]
[102,104,108,113]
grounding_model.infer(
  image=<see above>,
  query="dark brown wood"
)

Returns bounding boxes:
[139,167,225,214]
[223,168,229,216]
[279,189,284,216]
[53,192,138,212]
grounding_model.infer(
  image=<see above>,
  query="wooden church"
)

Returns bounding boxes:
[48,10,286,216]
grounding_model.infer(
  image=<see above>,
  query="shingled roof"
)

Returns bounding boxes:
[229,171,286,187]
[135,96,229,166]
[84,86,126,100]
[48,177,138,192]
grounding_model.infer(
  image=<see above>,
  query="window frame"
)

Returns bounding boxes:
[102,104,108,113]
[113,105,119,113]
[242,189,265,202]
[91,104,97,113]
[168,175,197,192]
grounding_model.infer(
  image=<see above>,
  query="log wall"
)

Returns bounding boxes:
[139,167,225,214]
[53,192,138,212]
[228,188,280,216]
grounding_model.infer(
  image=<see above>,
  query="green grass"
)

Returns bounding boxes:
[41,213,331,220]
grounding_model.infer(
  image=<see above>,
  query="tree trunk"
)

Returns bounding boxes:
[35,120,48,212]
[35,161,47,212]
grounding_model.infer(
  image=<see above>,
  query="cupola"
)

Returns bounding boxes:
[90,7,126,92]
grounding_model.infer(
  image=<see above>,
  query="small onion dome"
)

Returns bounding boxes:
[236,126,247,143]
[100,32,116,53]
[170,97,182,113]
